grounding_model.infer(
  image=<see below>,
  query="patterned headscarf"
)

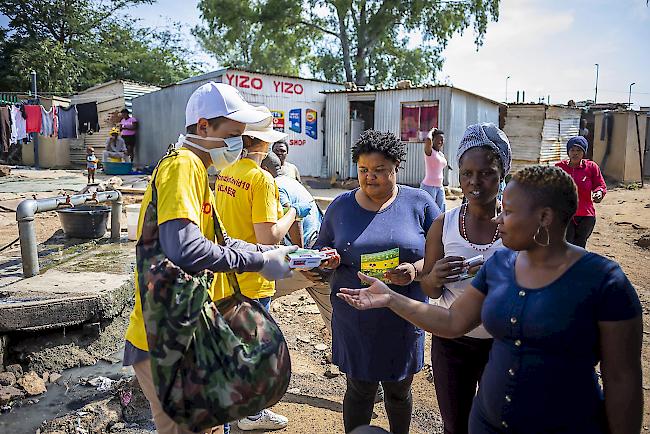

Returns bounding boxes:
[456,123,512,175]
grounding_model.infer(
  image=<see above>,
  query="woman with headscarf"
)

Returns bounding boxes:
[555,136,606,248]
[420,123,511,434]
[311,130,441,434]
[338,165,642,434]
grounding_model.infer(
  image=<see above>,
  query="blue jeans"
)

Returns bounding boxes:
[420,183,446,213]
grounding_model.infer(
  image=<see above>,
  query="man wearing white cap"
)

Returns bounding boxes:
[124,82,297,434]
[215,106,311,431]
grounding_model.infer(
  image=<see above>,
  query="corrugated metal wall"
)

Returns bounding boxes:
[323,92,355,179]
[69,81,159,164]
[133,80,202,165]
[376,88,452,186]
[541,106,581,165]
[324,87,501,187]
[447,90,500,186]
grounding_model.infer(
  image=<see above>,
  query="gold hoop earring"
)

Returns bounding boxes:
[533,225,550,247]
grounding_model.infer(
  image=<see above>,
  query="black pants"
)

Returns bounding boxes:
[344,375,413,434]
[123,135,136,161]
[566,216,596,248]
[431,335,493,434]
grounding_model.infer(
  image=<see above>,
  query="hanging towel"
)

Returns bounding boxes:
[0,107,11,153]
[24,105,42,133]
[76,102,99,134]
[41,106,54,136]
[58,105,78,139]
[11,106,27,143]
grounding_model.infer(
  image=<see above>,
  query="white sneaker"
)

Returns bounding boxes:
[237,409,288,431]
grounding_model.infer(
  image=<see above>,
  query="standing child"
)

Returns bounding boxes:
[86,146,98,184]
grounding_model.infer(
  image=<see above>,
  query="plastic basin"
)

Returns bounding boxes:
[103,161,133,175]
[56,205,111,239]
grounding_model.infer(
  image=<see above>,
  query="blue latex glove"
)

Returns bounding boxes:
[291,202,312,219]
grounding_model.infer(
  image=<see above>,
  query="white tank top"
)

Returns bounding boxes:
[433,205,504,339]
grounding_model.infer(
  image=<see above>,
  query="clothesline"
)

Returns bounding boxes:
[0,100,102,155]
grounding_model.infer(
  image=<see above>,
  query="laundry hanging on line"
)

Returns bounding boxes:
[76,102,100,134]
[1,98,102,144]
[57,105,78,139]
[24,105,42,134]
[0,107,11,154]
[10,106,27,144]
[41,106,54,136]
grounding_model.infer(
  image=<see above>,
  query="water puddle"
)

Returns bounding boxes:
[0,349,132,433]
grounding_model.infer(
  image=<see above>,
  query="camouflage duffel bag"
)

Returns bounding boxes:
[136,154,291,432]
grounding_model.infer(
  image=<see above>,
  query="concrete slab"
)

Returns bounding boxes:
[0,270,133,332]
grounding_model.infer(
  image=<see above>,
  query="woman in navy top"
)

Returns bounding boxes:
[338,165,642,434]
[310,130,440,434]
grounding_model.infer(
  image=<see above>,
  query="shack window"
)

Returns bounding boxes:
[400,102,439,142]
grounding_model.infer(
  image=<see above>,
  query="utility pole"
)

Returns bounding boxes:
[629,82,635,109]
[594,64,599,104]
[505,76,511,103]
[31,71,39,168]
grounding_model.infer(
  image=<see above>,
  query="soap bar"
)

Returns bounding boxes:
[287,248,338,269]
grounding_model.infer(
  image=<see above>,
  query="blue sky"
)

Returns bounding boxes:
[3,0,649,107]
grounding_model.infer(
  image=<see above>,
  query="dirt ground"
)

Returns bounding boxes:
[1,176,649,433]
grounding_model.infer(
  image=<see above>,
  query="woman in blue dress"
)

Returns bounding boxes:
[338,165,642,434]
[310,130,441,434]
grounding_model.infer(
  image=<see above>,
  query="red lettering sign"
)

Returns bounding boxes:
[227,74,304,95]
[272,80,304,95]
[225,73,263,91]
[289,139,306,146]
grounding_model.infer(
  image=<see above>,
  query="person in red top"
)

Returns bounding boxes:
[555,136,606,247]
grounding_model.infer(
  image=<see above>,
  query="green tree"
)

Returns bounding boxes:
[195,0,499,86]
[0,0,199,93]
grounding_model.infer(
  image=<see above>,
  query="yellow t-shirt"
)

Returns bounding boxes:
[215,158,283,299]
[125,148,233,351]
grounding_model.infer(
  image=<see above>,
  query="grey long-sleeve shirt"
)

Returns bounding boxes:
[159,218,271,274]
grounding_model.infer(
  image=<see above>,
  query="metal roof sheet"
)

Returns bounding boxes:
[322,84,505,107]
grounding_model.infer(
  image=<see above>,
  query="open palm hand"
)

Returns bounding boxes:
[337,272,392,310]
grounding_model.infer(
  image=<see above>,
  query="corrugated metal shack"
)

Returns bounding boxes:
[69,80,160,164]
[592,110,647,182]
[323,85,503,187]
[132,69,343,174]
[503,104,582,172]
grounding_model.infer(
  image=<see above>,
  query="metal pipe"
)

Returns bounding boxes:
[16,190,123,278]
[594,64,599,104]
[111,194,123,240]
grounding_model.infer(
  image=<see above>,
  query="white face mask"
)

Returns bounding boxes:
[178,133,243,170]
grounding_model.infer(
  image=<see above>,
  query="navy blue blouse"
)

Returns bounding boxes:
[470,249,642,433]
[314,186,440,382]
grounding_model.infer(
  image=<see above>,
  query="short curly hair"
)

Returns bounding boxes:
[511,166,577,224]
[352,130,406,166]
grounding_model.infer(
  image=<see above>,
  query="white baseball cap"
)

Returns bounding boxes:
[185,81,271,127]
[243,106,288,143]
